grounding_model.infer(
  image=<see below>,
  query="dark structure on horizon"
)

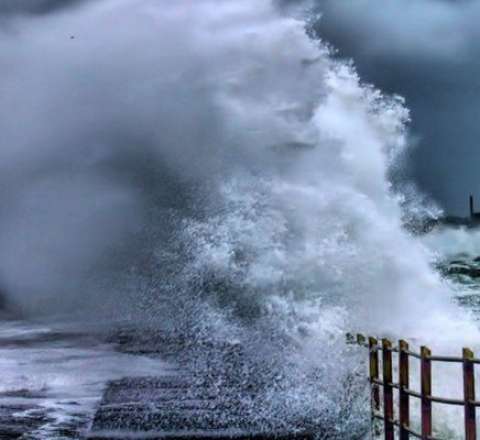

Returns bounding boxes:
[470,195,480,223]
[417,194,480,233]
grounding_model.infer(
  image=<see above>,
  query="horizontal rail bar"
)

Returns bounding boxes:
[392,418,427,439]
[367,345,400,353]
[428,355,463,363]
[397,425,423,439]
[403,387,422,399]
[357,343,480,365]
[403,349,422,359]
[373,413,444,440]
[372,413,384,421]
[373,381,467,406]
[371,378,399,389]
[428,395,465,406]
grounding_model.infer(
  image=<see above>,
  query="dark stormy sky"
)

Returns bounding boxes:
[0,0,83,16]
[304,0,480,215]
[3,0,480,215]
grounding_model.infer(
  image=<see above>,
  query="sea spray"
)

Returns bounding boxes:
[0,0,478,436]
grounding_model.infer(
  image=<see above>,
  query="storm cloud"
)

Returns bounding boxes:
[306,0,480,215]
[0,0,83,16]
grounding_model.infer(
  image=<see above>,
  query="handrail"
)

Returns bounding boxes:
[348,333,477,440]
[347,333,480,363]
[372,413,443,440]
[372,378,400,389]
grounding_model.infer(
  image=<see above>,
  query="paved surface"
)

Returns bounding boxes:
[86,374,314,440]
[0,402,46,439]
[85,334,318,440]
[0,326,349,439]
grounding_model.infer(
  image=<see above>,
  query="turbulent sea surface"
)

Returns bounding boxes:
[423,227,480,318]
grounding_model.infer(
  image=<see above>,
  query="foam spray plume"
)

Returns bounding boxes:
[0,0,478,436]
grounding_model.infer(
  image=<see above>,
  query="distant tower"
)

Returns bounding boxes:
[471,195,475,220]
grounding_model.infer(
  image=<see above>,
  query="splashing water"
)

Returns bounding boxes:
[0,0,479,437]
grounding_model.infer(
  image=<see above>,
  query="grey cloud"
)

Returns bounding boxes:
[0,0,84,16]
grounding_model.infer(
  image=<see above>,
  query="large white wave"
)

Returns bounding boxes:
[0,0,477,435]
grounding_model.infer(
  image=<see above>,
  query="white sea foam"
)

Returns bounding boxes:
[422,226,480,259]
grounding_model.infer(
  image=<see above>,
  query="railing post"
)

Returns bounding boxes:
[369,337,380,413]
[421,346,432,439]
[463,348,476,440]
[399,340,410,440]
[382,339,394,440]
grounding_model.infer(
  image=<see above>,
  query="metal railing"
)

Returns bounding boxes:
[348,333,479,440]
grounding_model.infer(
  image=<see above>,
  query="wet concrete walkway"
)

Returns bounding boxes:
[0,323,336,440]
[85,332,317,440]
[86,374,314,440]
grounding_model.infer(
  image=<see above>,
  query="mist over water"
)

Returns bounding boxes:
[0,0,478,435]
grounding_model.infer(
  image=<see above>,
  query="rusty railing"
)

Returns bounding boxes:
[348,333,479,440]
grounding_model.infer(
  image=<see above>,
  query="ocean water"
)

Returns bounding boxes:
[421,227,480,313]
